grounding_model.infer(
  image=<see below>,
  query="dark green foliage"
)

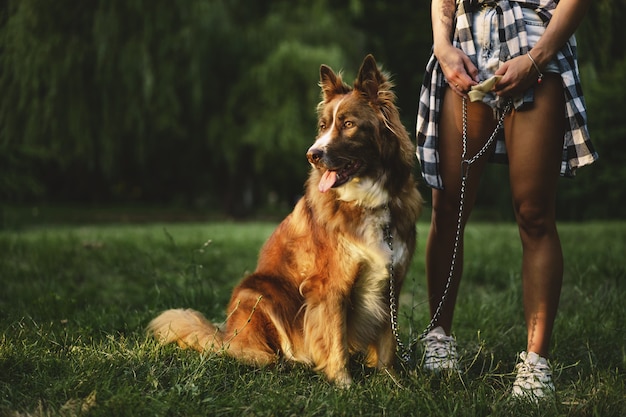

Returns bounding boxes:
[0,0,625,219]
[0,0,363,211]
[557,58,626,219]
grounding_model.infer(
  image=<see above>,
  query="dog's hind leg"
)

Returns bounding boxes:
[220,292,282,367]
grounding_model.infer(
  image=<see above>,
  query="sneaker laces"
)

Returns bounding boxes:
[422,326,458,371]
[512,351,555,401]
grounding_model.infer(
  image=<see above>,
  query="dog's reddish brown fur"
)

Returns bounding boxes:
[148,55,422,386]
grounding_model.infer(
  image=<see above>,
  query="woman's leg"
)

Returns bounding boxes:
[426,87,497,334]
[503,74,565,357]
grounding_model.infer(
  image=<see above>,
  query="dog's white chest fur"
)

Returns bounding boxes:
[336,176,389,208]
[342,207,407,341]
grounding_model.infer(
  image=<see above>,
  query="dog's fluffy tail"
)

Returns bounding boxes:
[148,308,223,352]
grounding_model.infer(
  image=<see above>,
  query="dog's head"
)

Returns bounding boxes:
[306,54,414,207]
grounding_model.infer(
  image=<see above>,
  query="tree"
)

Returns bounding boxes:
[1,0,624,219]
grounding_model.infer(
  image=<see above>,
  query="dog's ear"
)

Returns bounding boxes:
[354,54,386,102]
[320,65,351,102]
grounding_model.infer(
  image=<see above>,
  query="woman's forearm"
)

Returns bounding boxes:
[431,0,457,56]
[529,0,591,68]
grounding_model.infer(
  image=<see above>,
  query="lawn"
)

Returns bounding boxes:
[0,219,624,416]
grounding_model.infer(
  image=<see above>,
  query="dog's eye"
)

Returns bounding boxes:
[343,121,355,129]
[318,122,327,131]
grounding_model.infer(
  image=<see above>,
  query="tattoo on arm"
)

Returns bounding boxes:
[434,0,456,33]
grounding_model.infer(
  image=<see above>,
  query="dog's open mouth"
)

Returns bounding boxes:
[318,160,362,193]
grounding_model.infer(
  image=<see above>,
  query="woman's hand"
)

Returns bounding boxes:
[493,54,539,97]
[435,43,479,97]
[493,0,591,97]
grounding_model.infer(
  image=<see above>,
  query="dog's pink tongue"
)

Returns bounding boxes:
[318,170,337,193]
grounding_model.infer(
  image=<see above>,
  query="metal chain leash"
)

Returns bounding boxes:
[386,98,511,363]
[419,97,512,340]
[383,217,411,363]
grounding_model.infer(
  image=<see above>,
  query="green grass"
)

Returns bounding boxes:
[1,220,625,416]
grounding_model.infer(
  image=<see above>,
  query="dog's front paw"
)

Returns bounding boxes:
[330,370,353,388]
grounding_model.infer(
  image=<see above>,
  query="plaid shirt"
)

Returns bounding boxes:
[416,0,598,189]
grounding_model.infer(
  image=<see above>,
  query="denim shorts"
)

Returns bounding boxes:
[472,5,559,108]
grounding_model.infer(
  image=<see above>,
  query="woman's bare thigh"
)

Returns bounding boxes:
[503,75,565,212]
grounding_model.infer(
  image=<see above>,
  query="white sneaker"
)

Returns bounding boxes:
[422,326,458,371]
[511,351,555,401]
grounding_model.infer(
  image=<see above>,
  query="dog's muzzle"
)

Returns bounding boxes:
[306,147,324,166]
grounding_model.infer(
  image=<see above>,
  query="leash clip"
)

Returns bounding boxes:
[461,159,471,181]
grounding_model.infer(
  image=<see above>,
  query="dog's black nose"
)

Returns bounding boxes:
[307,147,324,164]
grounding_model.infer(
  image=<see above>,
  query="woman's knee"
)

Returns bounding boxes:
[431,192,474,234]
[514,200,555,239]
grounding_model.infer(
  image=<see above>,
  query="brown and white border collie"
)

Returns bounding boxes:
[148,54,422,386]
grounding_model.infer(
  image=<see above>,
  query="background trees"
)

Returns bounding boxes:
[1,0,623,219]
